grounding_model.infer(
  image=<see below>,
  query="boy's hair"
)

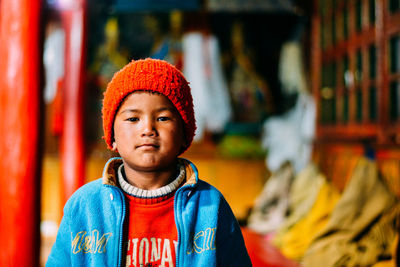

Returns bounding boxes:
[102,58,196,154]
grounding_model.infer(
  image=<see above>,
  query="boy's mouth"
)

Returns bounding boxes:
[136,143,160,149]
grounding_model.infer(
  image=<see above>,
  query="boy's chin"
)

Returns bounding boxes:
[128,160,176,172]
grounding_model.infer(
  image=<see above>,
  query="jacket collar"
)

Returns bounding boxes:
[102,157,198,187]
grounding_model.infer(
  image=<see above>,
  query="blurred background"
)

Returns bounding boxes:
[0,0,399,266]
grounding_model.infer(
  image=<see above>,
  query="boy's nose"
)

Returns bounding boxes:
[141,119,156,136]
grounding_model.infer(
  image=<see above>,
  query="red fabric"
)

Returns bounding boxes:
[102,58,196,153]
[124,193,178,267]
[241,228,301,267]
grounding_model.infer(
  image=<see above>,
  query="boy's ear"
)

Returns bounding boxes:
[112,142,118,152]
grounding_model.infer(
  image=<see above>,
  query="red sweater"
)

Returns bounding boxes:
[118,165,185,267]
[124,193,177,267]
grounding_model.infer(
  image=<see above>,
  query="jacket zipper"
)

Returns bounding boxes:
[118,188,126,267]
[174,182,196,267]
[174,187,182,267]
[174,159,199,267]
[106,185,126,267]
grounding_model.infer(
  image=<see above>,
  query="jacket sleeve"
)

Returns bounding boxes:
[46,205,72,266]
[216,197,252,266]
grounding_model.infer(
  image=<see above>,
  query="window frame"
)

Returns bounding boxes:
[312,0,400,144]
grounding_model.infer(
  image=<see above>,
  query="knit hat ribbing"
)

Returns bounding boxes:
[102,58,196,153]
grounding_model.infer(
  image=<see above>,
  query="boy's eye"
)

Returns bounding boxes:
[157,116,170,122]
[126,117,139,122]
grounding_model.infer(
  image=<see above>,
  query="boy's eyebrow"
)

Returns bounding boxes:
[119,107,176,114]
[119,109,140,114]
[156,107,176,113]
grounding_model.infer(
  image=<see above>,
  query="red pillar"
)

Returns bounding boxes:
[0,0,42,266]
[59,0,87,204]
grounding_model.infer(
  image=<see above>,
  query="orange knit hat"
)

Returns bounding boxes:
[102,58,196,153]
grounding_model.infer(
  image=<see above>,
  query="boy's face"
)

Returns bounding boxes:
[113,91,185,173]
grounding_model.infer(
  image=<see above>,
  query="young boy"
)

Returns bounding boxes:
[46,58,252,266]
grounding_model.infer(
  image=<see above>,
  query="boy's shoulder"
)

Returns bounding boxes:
[193,179,226,200]
[71,178,104,197]
[196,179,219,192]
[63,178,114,211]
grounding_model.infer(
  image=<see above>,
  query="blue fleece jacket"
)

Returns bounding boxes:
[46,158,252,266]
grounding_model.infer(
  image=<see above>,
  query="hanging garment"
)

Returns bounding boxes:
[277,179,341,261]
[247,163,294,234]
[43,26,65,104]
[262,92,316,174]
[278,41,308,95]
[205,35,233,133]
[182,32,232,141]
[302,157,399,267]
[43,26,66,136]
[272,163,324,247]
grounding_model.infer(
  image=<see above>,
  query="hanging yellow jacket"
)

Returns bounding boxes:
[273,163,324,247]
[278,179,341,260]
